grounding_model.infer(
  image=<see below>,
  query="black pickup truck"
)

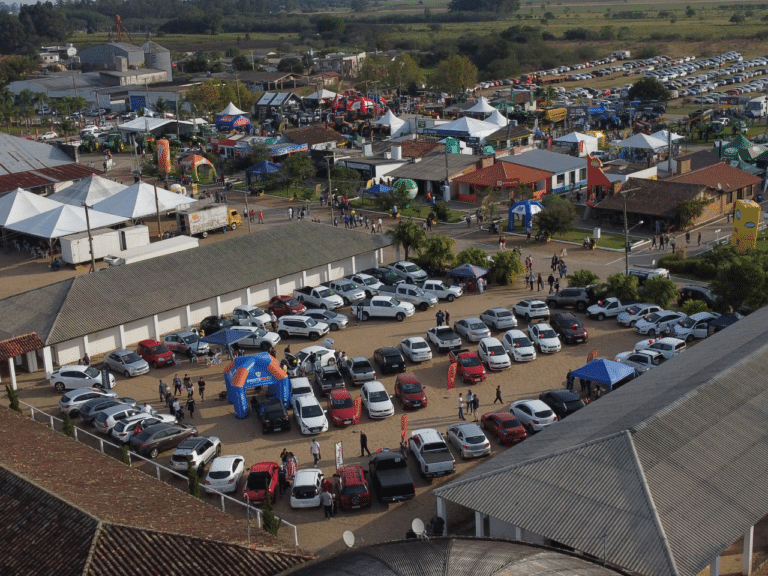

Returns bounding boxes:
[368,451,416,504]
[251,396,290,434]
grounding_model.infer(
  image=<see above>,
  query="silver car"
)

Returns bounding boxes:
[229,326,281,350]
[453,318,492,342]
[445,422,491,459]
[59,387,117,417]
[304,309,349,331]
[111,413,177,443]
[479,308,518,330]
[163,329,210,357]
[104,349,150,377]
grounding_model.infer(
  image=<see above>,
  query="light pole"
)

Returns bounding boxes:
[82,202,96,273]
[620,187,641,275]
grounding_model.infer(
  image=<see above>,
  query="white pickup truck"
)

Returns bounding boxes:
[350,296,415,322]
[327,279,366,305]
[231,304,271,328]
[388,261,428,284]
[426,326,462,353]
[421,279,463,302]
[586,297,638,320]
[409,428,456,478]
[375,284,437,311]
[293,286,344,310]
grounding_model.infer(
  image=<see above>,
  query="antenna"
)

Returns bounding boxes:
[342,531,355,548]
[411,518,428,540]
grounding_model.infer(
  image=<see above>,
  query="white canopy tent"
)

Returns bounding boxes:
[553,132,598,157]
[429,116,501,140]
[219,102,247,116]
[486,109,509,127]
[615,133,668,151]
[49,175,126,207]
[650,129,684,143]
[0,188,61,227]
[375,110,407,137]
[93,181,191,219]
[304,89,338,102]
[5,204,126,239]
[466,97,495,116]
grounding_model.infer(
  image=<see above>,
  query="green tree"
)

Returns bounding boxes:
[431,55,477,94]
[567,269,600,287]
[730,13,745,23]
[120,444,131,465]
[187,461,202,499]
[416,234,455,271]
[685,6,696,17]
[642,276,679,308]
[387,54,422,94]
[386,220,426,261]
[710,255,767,311]
[330,165,362,199]
[628,77,670,102]
[279,153,315,188]
[455,246,489,267]
[481,188,500,225]
[537,194,576,236]
[154,97,169,116]
[357,53,388,84]
[678,198,710,229]
[6,383,20,413]
[232,55,252,71]
[62,414,75,438]
[278,58,304,73]
[261,481,281,535]
[605,272,640,301]
[681,299,710,316]
[489,250,524,285]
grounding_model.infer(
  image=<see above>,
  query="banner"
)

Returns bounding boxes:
[587,349,598,363]
[335,441,343,470]
[447,363,457,390]
[400,414,408,444]
[354,396,362,421]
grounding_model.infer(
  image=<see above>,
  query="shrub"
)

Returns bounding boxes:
[63,414,75,438]
[681,299,710,316]
[489,250,524,285]
[187,461,202,499]
[567,269,600,287]
[6,384,20,413]
[120,444,131,466]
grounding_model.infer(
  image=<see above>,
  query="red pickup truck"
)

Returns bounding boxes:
[448,348,487,384]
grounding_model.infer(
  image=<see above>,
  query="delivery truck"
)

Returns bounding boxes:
[175,202,242,238]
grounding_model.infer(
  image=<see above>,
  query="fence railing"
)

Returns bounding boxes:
[22,401,299,547]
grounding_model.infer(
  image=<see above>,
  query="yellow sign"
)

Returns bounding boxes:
[732,199,761,253]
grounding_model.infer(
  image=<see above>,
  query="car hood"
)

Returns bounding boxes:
[402,391,427,402]
[331,406,356,419]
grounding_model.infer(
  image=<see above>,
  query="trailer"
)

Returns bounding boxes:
[175,202,242,238]
[60,228,122,264]
[103,236,199,266]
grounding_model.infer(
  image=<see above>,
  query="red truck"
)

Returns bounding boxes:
[448,348,487,384]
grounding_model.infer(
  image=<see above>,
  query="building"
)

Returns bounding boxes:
[80,42,146,70]
[282,126,348,151]
[387,153,482,199]
[668,161,762,205]
[500,149,587,193]
[452,159,551,202]
[434,306,768,576]
[585,156,657,205]
[79,39,172,83]
[315,52,366,78]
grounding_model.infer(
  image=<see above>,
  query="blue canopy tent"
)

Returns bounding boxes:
[508,200,544,232]
[245,160,281,187]
[200,329,254,348]
[570,359,638,391]
[365,184,392,195]
[447,263,489,279]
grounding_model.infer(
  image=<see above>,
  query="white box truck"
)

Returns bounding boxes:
[60,228,122,264]
[175,202,242,238]
[746,96,768,119]
[119,224,150,251]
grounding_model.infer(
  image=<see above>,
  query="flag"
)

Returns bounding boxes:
[335,441,343,470]
[587,349,598,363]
[447,363,457,390]
[400,414,408,443]
[354,396,362,420]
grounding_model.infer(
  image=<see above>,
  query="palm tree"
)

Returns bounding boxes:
[385,220,426,261]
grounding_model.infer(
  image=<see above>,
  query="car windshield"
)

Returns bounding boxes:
[352,360,371,370]
[285,298,301,307]
[332,397,354,409]
[646,313,662,322]
[150,345,169,354]
[469,322,486,330]
[466,435,486,444]
[461,356,482,367]
[495,310,512,318]
[121,352,142,363]
[182,335,199,345]
[391,298,402,306]
[539,329,557,339]
[318,288,332,298]
[301,404,323,418]
[404,264,419,272]
[411,341,428,349]
[254,328,267,337]
[531,303,546,310]
[359,277,376,286]
[342,483,368,494]
[626,305,642,315]
[369,391,389,403]
[246,472,271,490]
[246,307,265,317]
[488,346,506,355]
[534,409,554,418]
[679,317,697,328]
[513,337,532,347]
[84,366,100,378]
[502,419,522,429]
[208,470,231,479]
[305,318,318,327]
[401,381,422,393]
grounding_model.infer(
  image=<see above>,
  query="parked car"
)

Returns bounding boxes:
[373,347,406,374]
[205,455,245,494]
[479,308,518,330]
[276,315,329,341]
[303,309,349,331]
[513,299,550,321]
[327,388,359,427]
[538,389,585,419]
[509,399,558,432]
[129,422,198,459]
[58,387,117,417]
[169,436,222,474]
[50,364,115,392]
[292,394,329,435]
[314,364,345,396]
[79,396,136,425]
[628,267,670,286]
[426,326,462,353]
[546,286,596,311]
[445,422,491,459]
[136,339,176,368]
[550,312,589,344]
[110,413,175,443]
[333,465,371,510]
[361,380,395,418]
[614,350,667,372]
[448,348,487,384]
[231,304,272,328]
[291,468,324,508]
[345,272,384,298]
[286,345,336,378]
[252,396,291,433]
[501,329,537,362]
[527,322,562,353]
[268,295,307,317]
[394,373,428,409]
[103,348,150,377]
[477,337,511,370]
[229,326,281,350]
[243,461,280,505]
[340,356,376,385]
[634,311,687,337]
[37,131,58,140]
[93,403,140,435]
[678,285,717,308]
[673,311,720,342]
[616,303,662,327]
[453,318,491,342]
[400,336,433,362]
[387,260,428,283]
[162,329,209,357]
[361,267,404,287]
[635,336,686,359]
[480,411,527,445]
[200,315,234,335]
[368,451,416,503]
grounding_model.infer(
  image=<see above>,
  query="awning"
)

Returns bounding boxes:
[570,359,637,391]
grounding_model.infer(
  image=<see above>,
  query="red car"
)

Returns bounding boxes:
[136,339,175,368]
[243,461,279,504]
[268,295,307,318]
[105,112,120,120]
[334,465,371,510]
[327,388,359,427]
[448,349,487,384]
[394,373,428,409]
[480,412,528,445]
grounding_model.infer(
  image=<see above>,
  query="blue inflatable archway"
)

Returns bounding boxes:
[224,353,290,419]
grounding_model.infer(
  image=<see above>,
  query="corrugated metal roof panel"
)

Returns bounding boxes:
[0,132,76,176]
[500,149,586,173]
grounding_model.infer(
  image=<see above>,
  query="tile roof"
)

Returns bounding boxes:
[594,178,711,218]
[500,149,586,173]
[387,154,479,181]
[669,161,761,190]
[392,141,440,158]
[0,162,100,194]
[0,332,44,360]
[453,160,550,186]
[0,407,312,575]
[435,305,768,576]
[0,224,390,345]
[283,126,348,146]
[673,150,723,172]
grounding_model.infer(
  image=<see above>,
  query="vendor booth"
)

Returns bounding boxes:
[216,114,251,133]
[570,358,638,392]
[222,352,290,419]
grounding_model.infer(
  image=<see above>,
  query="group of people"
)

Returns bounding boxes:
[242,208,264,224]
[457,391,480,421]
[159,375,203,421]
[566,369,603,401]
[434,309,451,327]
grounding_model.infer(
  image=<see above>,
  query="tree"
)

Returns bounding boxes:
[450,0,519,13]
[481,188,500,225]
[730,13,745,23]
[232,55,252,71]
[567,269,600,287]
[685,6,696,17]
[279,153,314,188]
[678,198,709,230]
[330,165,362,199]
[489,250,524,285]
[536,194,576,236]
[710,255,767,311]
[387,54,422,94]
[431,55,477,94]
[62,414,75,438]
[356,53,387,84]
[261,481,281,535]
[416,234,455,271]
[642,276,679,308]
[187,461,202,499]
[455,246,489,267]
[6,383,20,413]
[604,272,639,301]
[120,444,131,465]
[628,77,670,102]
[681,299,710,316]
[278,57,304,73]
[386,220,426,261]
[154,97,169,116]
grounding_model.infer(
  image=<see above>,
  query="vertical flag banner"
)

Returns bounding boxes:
[587,349,598,363]
[400,414,408,443]
[447,363,457,390]
[354,396,362,421]
[335,441,343,470]
[156,138,171,174]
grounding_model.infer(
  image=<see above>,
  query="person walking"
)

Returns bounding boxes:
[548,273,555,293]
[377,218,383,232]
[360,430,371,457]
[288,207,293,220]
[685,231,691,245]
[528,273,535,291]
[444,310,450,325]
[310,439,321,465]
[554,278,560,293]
[183,374,192,395]
[537,273,544,291]
[172,398,181,419]
[493,385,503,404]
[478,277,485,294]
[186,396,196,419]
[258,210,264,224]
[457,393,465,420]
[670,236,677,253]
[551,253,558,272]
[198,376,206,401]
[187,380,194,399]
[664,234,670,251]
[286,452,298,483]
[651,235,657,250]
[472,394,479,421]
[159,380,168,402]
[697,231,701,246]
[321,488,334,519]
[466,390,474,416]
[278,465,288,496]
[501,236,507,251]
[499,236,505,251]
[466,214,471,227]
[566,369,575,391]
[173,374,182,396]
[435,310,445,326]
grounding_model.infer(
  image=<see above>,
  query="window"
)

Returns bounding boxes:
[727,191,733,203]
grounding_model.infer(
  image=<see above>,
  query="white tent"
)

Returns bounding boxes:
[430,116,500,139]
[0,188,61,227]
[49,175,126,207]
[5,204,126,239]
[553,132,598,156]
[650,129,684,143]
[92,181,191,219]
[304,89,338,101]
[615,133,668,151]
[466,97,495,115]
[375,110,407,137]
[486,109,508,127]
[219,102,247,116]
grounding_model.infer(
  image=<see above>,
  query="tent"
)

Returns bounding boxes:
[486,109,509,127]
[425,116,500,139]
[0,188,61,227]
[304,89,338,102]
[224,353,290,418]
[201,329,256,348]
[466,97,495,116]
[365,184,392,195]
[374,110,407,137]
[447,263,489,279]
[615,133,667,151]
[245,160,281,186]
[553,132,598,156]
[650,129,684,143]
[92,181,191,219]
[715,133,768,163]
[570,359,637,391]
[50,176,126,207]
[179,154,216,180]
[216,114,251,132]
[219,102,247,116]
[5,204,126,239]
[508,200,544,232]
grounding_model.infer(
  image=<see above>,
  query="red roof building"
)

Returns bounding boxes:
[453,160,551,201]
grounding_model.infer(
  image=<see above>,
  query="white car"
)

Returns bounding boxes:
[292,394,328,434]
[479,308,518,330]
[445,422,491,459]
[103,348,150,378]
[512,299,550,322]
[286,345,336,377]
[361,380,395,419]
[400,336,433,362]
[617,304,662,327]
[37,131,57,140]
[454,318,492,342]
[59,387,117,417]
[510,399,558,432]
[291,468,324,508]
[49,364,116,392]
[501,329,537,362]
[205,455,245,494]
[477,337,511,370]
[110,413,176,443]
[346,272,383,298]
[93,403,141,435]
[672,311,720,342]
[635,337,686,359]
[527,322,561,354]
[634,311,687,337]
[614,350,667,372]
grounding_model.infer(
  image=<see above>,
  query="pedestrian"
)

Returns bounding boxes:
[143,402,153,414]
[478,277,485,294]
[537,273,544,291]
[258,210,263,223]
[651,235,657,250]
[310,439,321,465]
[187,380,194,398]
[172,398,181,418]
[664,234,670,251]
[360,430,371,456]
[243,208,248,221]
[551,253,559,272]
[526,229,532,242]
[466,390,474,415]
[321,488,334,519]
[566,369,575,391]
[501,236,507,251]
[365,216,370,228]
[186,396,196,419]
[466,214,471,227]
[472,394,479,421]
[560,262,567,278]
[685,231,690,245]
[334,217,338,227]
[499,236,504,251]
[270,311,278,332]
[82,352,90,366]
[670,236,676,253]
[457,393,465,420]
[727,212,731,223]
[288,207,293,219]
[436,310,445,326]
[278,465,288,496]
[548,273,555,293]
[593,385,603,401]
[183,374,191,394]
[697,231,701,246]
[529,273,535,291]
[173,374,182,396]
[377,218,383,232]
[493,385,503,404]
[344,214,349,228]
[444,310,450,325]
[198,376,206,401]
[159,380,168,402]
[286,452,298,483]
[554,278,560,293]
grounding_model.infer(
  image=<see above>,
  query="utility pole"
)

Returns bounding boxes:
[153,184,162,239]
[82,202,96,273]
[326,155,334,222]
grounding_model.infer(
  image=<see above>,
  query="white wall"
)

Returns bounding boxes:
[278,272,302,294]
[157,308,186,335]
[249,284,272,306]
[188,299,216,325]
[88,327,121,356]
[55,341,84,365]
[489,516,545,544]
[219,290,246,315]
[305,269,322,286]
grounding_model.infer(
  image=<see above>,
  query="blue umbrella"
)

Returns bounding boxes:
[200,329,253,347]
[447,263,489,279]
[246,160,281,175]
[570,359,637,391]
[365,184,392,195]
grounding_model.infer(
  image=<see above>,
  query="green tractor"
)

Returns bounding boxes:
[79,133,99,153]
[103,130,125,153]
[136,132,155,153]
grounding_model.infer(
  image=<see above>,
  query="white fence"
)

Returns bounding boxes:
[22,401,299,547]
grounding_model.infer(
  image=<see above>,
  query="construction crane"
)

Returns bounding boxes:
[115,15,134,44]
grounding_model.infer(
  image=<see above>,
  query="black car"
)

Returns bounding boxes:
[373,347,406,374]
[129,422,198,459]
[362,267,404,287]
[678,285,716,308]
[314,365,345,395]
[251,396,291,434]
[550,312,589,344]
[546,286,597,312]
[538,389,585,419]
[200,315,235,336]
[79,397,137,424]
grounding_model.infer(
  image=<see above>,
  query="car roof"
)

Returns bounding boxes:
[55,364,92,373]
[250,461,279,472]
[138,339,162,346]
[294,468,321,479]
[142,423,176,434]
[329,388,351,398]
[480,337,503,345]
[110,348,134,355]
[504,329,527,337]
[350,356,370,363]
[364,380,386,392]
[542,389,580,400]
[650,337,685,345]
[485,307,509,313]
[397,373,420,384]
[449,422,483,433]
[209,455,243,471]
[514,399,550,409]
[378,347,400,354]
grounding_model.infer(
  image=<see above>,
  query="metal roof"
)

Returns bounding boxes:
[0,132,79,176]
[387,154,479,181]
[434,305,768,576]
[499,149,586,174]
[0,224,390,345]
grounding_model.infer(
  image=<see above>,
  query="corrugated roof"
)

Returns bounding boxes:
[393,141,441,158]
[486,125,534,141]
[283,126,347,146]
[435,306,768,576]
[388,154,479,181]
[500,149,586,174]
[0,224,390,345]
[0,132,79,176]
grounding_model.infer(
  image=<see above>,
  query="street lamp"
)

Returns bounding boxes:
[620,187,641,275]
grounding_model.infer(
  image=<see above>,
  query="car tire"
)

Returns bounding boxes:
[686,334,694,343]
[124,370,131,378]
[362,312,370,321]
[320,303,328,310]
[396,313,405,322]
[343,297,350,305]
[419,302,429,312]
[648,328,656,337]
[54,382,65,392]
[525,313,530,322]
[576,301,587,312]
[330,323,339,331]
[629,320,637,328]
[278,330,288,339]
[597,313,605,321]
[309,332,320,341]
[149,447,159,459]
[202,231,209,239]
[406,278,413,284]
[446,294,455,302]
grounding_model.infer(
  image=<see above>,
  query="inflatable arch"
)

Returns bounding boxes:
[224,353,290,419]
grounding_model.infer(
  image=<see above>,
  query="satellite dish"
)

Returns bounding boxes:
[717,183,722,190]
[343,531,356,548]
[411,518,425,536]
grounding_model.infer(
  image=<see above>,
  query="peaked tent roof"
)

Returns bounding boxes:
[466,96,495,114]
[650,129,684,142]
[49,175,126,207]
[435,306,768,576]
[554,131,598,144]
[485,109,508,127]
[374,109,404,129]
[428,116,500,137]
[303,89,338,101]
[0,188,61,226]
[615,132,668,150]
[570,358,637,389]
[5,204,126,239]
[246,160,281,175]
[447,263,489,279]
[92,181,191,218]
[219,101,247,116]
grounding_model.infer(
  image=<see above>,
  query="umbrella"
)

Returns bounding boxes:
[447,263,489,279]
[570,359,637,391]
[508,200,544,231]
[365,184,392,195]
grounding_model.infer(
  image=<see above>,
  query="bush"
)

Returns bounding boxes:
[681,299,710,316]
[567,269,600,287]
[642,276,679,308]
[6,384,20,413]
[63,414,75,438]
[432,201,450,222]
[455,246,489,267]
[187,461,202,499]
[489,250,524,285]
[120,444,131,466]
